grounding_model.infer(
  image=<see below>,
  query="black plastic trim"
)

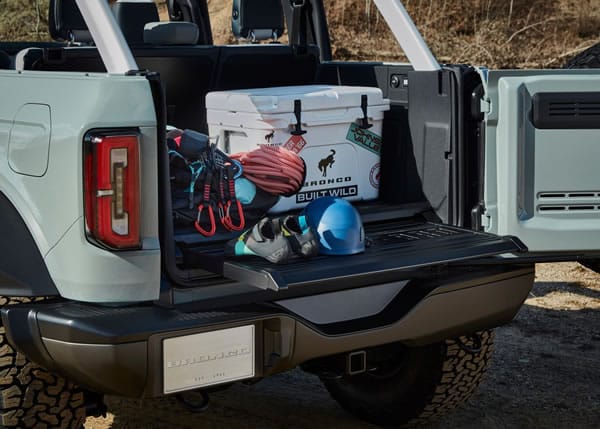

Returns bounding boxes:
[146,71,196,288]
[532,92,600,129]
[0,42,65,56]
[4,301,272,345]
[0,193,59,297]
[0,304,57,370]
[2,265,531,346]
[407,66,482,227]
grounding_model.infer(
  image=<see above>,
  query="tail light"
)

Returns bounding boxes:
[84,131,141,250]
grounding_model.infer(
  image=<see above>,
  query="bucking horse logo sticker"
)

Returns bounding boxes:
[318,149,336,177]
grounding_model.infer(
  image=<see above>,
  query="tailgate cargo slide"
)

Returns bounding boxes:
[184,222,525,291]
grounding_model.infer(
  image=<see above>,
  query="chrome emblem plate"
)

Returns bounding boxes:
[163,325,255,394]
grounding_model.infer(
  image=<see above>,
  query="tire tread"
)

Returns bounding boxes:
[564,43,600,69]
[0,297,86,429]
[323,331,494,428]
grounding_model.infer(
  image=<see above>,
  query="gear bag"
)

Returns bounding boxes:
[168,129,278,237]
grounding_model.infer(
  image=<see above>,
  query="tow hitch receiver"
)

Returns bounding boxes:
[302,349,370,380]
[347,350,367,375]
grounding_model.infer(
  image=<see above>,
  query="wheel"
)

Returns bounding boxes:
[564,42,600,69]
[0,297,87,428]
[321,330,494,428]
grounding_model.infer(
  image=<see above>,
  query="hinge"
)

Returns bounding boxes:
[480,98,491,114]
[471,203,485,231]
[480,98,492,113]
[126,69,152,77]
[480,214,490,229]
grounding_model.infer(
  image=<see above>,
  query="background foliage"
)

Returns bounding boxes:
[0,0,49,41]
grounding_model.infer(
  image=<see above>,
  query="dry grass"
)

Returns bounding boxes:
[0,0,50,42]
[327,0,600,68]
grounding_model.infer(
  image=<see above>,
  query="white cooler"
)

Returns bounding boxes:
[206,85,390,212]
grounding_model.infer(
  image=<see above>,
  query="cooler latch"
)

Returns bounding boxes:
[291,99,307,136]
[360,94,373,129]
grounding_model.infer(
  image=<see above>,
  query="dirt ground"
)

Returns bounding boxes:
[85,262,600,429]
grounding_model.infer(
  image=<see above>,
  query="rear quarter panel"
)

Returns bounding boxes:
[0,70,160,302]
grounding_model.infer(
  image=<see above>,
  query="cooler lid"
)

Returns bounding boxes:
[206,85,389,114]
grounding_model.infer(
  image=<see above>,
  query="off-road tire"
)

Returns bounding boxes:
[0,297,87,428]
[564,43,600,69]
[579,260,600,274]
[321,330,494,428]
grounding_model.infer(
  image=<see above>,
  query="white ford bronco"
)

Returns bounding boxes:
[0,0,599,427]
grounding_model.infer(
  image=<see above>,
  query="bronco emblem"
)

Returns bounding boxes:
[318,149,336,177]
[264,130,275,143]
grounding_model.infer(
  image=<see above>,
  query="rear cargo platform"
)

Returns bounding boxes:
[177,220,526,292]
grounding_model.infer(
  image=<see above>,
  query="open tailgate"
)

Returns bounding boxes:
[180,221,525,292]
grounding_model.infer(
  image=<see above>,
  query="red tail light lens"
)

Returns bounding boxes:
[84,132,141,250]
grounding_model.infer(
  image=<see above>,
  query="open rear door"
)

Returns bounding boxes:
[483,69,600,253]
[180,220,524,291]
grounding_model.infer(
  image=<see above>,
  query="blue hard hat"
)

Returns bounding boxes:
[303,197,365,255]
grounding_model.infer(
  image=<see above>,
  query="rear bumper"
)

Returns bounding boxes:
[1,267,533,398]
